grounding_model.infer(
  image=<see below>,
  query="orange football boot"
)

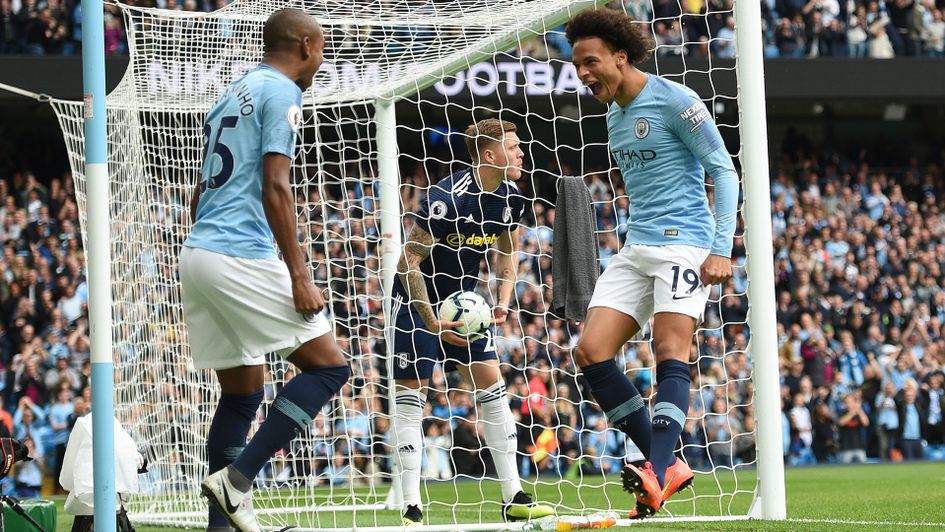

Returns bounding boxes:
[661,457,694,502]
[620,462,663,516]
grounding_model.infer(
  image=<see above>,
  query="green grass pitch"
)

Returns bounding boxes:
[47,463,943,531]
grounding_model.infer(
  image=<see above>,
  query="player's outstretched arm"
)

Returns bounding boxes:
[491,228,519,325]
[262,152,324,315]
[396,224,467,346]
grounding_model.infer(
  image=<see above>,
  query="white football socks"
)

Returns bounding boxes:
[476,381,523,502]
[393,388,425,512]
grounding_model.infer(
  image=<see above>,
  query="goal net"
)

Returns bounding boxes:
[50,0,775,529]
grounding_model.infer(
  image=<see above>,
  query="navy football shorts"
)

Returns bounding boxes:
[390,296,497,381]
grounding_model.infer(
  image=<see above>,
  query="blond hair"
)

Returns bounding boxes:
[464,119,517,163]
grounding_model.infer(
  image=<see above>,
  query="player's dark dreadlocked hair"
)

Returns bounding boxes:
[565,9,652,65]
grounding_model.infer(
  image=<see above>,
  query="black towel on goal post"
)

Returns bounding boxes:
[551,176,599,321]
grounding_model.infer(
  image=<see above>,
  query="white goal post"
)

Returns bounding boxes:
[47,0,784,529]
[734,0,786,520]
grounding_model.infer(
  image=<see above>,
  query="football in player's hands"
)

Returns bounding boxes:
[438,291,492,340]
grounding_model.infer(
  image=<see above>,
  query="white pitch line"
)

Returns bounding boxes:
[787,518,945,528]
[613,516,945,528]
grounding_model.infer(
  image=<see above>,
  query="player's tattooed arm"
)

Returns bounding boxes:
[491,228,519,325]
[397,224,438,327]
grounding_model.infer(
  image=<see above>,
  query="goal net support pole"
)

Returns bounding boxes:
[734,0,787,520]
[82,0,117,530]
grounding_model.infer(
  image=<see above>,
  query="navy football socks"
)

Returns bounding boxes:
[649,359,691,487]
[232,365,350,483]
[582,359,652,458]
[206,390,263,527]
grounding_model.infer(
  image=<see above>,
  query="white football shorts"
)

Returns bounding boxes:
[179,246,332,370]
[588,244,712,326]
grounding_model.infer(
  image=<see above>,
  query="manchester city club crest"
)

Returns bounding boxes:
[634,118,650,139]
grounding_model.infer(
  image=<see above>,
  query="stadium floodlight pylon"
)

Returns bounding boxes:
[45,0,784,529]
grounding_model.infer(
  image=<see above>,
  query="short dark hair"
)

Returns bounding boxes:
[263,8,321,53]
[565,9,652,64]
[464,119,517,162]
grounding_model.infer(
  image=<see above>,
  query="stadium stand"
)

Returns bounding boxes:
[1,0,943,58]
[1,127,944,496]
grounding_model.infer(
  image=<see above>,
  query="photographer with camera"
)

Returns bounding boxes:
[0,436,46,532]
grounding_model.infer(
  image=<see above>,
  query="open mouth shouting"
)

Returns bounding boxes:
[586,81,603,96]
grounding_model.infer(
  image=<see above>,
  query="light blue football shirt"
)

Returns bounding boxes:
[607,75,738,257]
[184,64,303,259]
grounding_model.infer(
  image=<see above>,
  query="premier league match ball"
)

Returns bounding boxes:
[438,291,492,340]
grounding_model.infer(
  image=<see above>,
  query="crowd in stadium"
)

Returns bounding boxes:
[549,0,945,59]
[607,0,945,59]
[2,128,945,493]
[0,169,89,496]
[2,0,944,58]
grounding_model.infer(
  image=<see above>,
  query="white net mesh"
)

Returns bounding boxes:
[50,0,760,529]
